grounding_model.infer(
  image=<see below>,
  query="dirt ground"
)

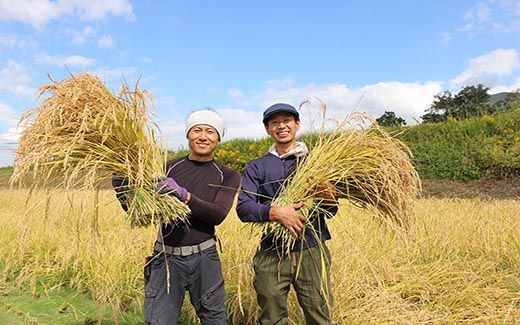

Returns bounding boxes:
[421,178,520,200]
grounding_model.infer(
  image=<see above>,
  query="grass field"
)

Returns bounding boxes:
[0,189,519,324]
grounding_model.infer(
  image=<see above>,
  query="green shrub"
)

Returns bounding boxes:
[169,103,520,181]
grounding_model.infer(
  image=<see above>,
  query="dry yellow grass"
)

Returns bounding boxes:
[10,73,189,227]
[0,189,519,324]
[263,112,421,250]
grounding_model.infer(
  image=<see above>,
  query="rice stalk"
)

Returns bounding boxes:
[262,110,421,249]
[10,73,189,227]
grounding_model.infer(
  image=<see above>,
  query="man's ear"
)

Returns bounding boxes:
[264,124,270,135]
[295,119,301,132]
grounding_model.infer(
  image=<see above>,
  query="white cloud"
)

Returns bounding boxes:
[227,88,244,101]
[0,0,58,29]
[0,103,21,167]
[459,2,491,32]
[36,54,97,67]
[154,96,176,107]
[355,82,443,122]
[94,66,141,88]
[0,103,19,127]
[0,34,36,49]
[0,125,20,167]
[161,77,444,148]
[83,25,95,36]
[68,25,96,45]
[64,0,135,21]
[457,1,520,36]
[250,79,443,125]
[97,35,115,49]
[450,49,519,89]
[0,0,134,29]
[0,59,35,97]
[503,0,520,15]
[0,126,20,142]
[71,35,86,46]
[157,116,187,151]
[217,108,265,139]
[490,76,520,93]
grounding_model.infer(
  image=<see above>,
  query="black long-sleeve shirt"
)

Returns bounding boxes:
[113,156,240,246]
[160,156,240,246]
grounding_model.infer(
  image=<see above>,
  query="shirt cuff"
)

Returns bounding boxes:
[259,205,271,222]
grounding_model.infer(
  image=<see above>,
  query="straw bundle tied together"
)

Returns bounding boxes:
[10,73,190,227]
[262,112,421,249]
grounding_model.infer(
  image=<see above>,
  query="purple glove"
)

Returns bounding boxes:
[156,177,189,202]
[112,175,129,211]
[112,176,128,194]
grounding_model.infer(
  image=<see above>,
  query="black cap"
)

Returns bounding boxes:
[262,103,299,125]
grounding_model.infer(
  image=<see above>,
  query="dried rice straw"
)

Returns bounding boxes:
[261,109,421,250]
[10,73,190,227]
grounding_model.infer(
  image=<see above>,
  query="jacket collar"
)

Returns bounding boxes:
[268,141,308,159]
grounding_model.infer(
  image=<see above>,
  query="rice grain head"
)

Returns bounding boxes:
[10,73,190,227]
[262,111,421,250]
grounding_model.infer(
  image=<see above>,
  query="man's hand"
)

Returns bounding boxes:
[156,177,189,202]
[312,181,337,203]
[269,202,307,238]
[112,175,126,193]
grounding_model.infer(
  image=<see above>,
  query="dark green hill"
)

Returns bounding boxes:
[489,92,511,105]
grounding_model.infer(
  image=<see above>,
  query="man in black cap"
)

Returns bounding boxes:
[236,103,338,324]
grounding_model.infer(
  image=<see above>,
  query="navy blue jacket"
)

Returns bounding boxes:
[236,152,338,252]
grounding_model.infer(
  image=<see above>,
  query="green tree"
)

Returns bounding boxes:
[376,111,407,127]
[422,84,492,123]
[453,84,491,118]
[421,91,453,123]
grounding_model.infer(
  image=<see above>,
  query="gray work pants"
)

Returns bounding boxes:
[253,244,333,325]
[144,245,226,324]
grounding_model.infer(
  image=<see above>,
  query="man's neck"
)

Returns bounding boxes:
[275,141,297,156]
[188,152,214,162]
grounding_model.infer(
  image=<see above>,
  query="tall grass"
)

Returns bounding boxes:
[262,113,420,249]
[10,73,189,227]
[0,189,518,324]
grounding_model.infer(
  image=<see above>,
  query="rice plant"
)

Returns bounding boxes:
[261,111,421,250]
[9,73,189,227]
[1,189,519,324]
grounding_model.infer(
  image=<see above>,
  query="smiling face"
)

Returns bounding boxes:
[187,124,219,161]
[265,112,300,145]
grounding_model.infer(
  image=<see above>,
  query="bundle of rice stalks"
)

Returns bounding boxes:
[10,73,189,227]
[262,112,421,248]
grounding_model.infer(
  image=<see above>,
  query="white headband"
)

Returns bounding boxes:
[185,109,225,140]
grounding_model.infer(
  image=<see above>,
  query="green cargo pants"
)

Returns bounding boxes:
[253,243,333,325]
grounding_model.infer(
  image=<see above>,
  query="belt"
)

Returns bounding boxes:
[154,237,216,257]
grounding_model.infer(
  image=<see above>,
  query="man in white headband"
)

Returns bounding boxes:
[113,109,240,324]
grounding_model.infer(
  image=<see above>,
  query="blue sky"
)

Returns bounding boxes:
[0,0,519,167]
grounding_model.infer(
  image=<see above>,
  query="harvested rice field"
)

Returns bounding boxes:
[0,189,518,324]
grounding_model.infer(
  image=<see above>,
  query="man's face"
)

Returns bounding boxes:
[187,124,219,157]
[265,112,300,145]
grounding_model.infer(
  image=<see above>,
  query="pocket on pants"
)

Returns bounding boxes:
[144,286,158,322]
[201,279,226,312]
